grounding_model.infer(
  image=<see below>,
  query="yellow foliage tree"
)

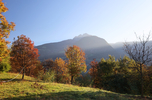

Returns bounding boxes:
[0,0,15,72]
[65,45,87,84]
[53,57,70,83]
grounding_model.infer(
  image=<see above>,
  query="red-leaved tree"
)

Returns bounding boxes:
[88,59,98,87]
[10,35,40,79]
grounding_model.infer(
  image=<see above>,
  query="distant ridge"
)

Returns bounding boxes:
[35,34,121,70]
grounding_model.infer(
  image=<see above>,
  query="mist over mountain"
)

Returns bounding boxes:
[110,40,152,58]
[110,42,126,57]
[35,34,123,70]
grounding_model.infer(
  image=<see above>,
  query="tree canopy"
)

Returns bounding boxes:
[0,0,15,72]
[10,35,40,79]
[65,45,87,84]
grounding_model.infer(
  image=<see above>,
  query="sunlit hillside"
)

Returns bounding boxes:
[1,73,151,100]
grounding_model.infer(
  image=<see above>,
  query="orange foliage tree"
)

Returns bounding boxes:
[0,0,15,72]
[10,35,40,79]
[53,57,70,83]
[88,59,98,87]
[65,45,87,84]
[26,60,43,77]
[42,58,70,83]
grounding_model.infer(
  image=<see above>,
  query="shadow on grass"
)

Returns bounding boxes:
[2,90,151,100]
[0,78,36,82]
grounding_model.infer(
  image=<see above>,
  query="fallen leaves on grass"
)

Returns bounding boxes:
[31,82,46,90]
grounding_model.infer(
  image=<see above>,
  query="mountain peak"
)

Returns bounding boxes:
[73,33,91,40]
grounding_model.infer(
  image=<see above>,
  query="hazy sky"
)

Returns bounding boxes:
[3,0,152,46]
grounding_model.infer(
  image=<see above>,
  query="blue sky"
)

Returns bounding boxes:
[3,0,152,46]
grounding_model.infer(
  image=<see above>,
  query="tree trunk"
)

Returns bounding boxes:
[140,64,143,97]
[22,67,25,80]
[71,76,74,84]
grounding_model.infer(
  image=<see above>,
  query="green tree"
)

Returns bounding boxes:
[124,33,152,97]
[117,56,136,75]
[0,56,11,72]
[97,55,117,88]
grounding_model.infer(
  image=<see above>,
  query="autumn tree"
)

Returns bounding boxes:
[10,35,39,79]
[65,45,87,84]
[41,58,70,83]
[88,59,98,87]
[42,59,55,72]
[124,33,152,97]
[53,57,70,83]
[26,60,43,77]
[0,0,15,72]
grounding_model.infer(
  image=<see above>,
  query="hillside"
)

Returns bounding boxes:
[74,36,120,66]
[110,42,127,57]
[110,40,152,58]
[0,73,151,100]
[35,34,121,70]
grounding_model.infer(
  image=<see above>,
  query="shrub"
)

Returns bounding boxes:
[0,62,11,73]
[37,69,55,82]
[75,73,92,87]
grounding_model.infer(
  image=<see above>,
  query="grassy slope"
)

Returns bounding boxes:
[0,73,151,100]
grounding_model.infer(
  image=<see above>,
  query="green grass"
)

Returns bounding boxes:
[0,73,151,100]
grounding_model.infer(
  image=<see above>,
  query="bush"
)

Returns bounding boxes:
[0,62,11,72]
[75,73,92,87]
[37,69,55,82]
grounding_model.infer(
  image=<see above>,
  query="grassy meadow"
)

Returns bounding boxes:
[0,73,152,100]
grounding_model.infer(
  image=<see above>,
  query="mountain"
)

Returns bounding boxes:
[73,33,91,41]
[74,36,121,66]
[110,42,127,57]
[110,40,152,58]
[35,34,121,70]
